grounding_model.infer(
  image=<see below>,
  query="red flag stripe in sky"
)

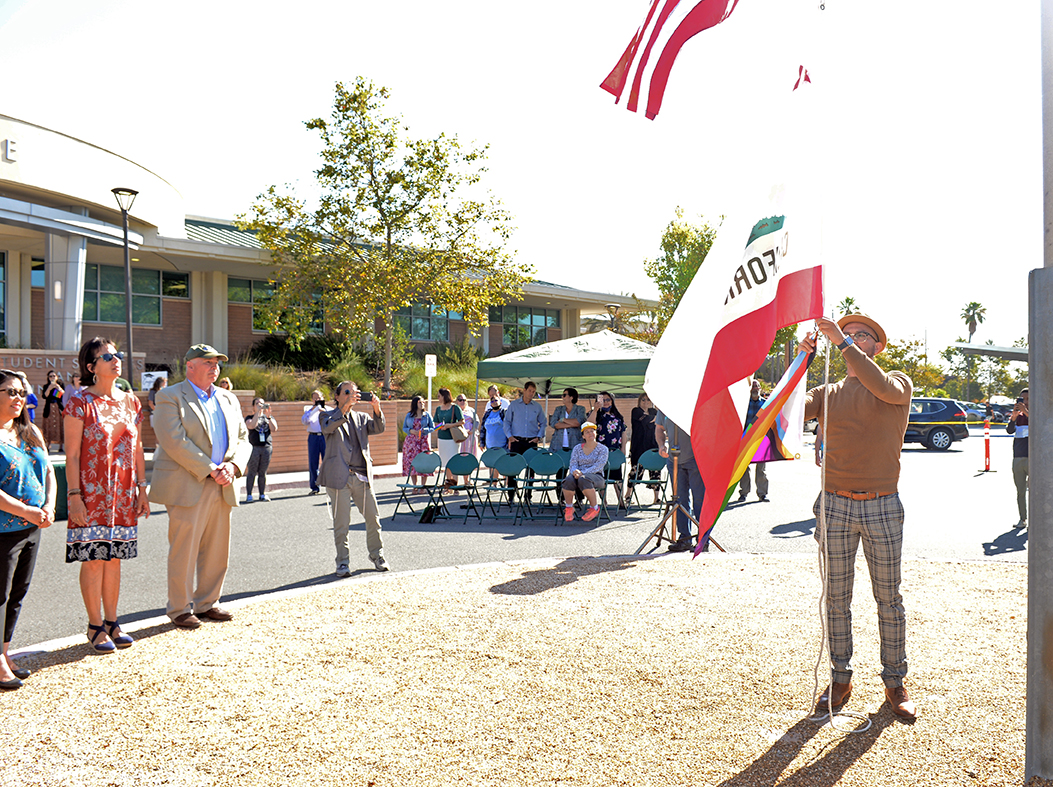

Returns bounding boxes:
[793,65,811,91]
[601,0,741,120]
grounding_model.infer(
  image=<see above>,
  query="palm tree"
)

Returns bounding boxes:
[836,296,861,316]
[961,302,986,342]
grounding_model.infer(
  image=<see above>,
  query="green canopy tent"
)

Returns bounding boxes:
[476,330,655,397]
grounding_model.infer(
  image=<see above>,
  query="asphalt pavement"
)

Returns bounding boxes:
[14,424,1026,649]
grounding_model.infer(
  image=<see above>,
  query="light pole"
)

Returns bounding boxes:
[111,187,138,388]
[605,302,621,332]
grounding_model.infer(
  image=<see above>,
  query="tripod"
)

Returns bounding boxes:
[636,426,724,554]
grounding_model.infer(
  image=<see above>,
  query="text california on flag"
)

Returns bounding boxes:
[601,0,740,120]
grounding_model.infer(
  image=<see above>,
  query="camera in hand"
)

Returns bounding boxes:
[1017,397,1024,404]
[360,391,374,402]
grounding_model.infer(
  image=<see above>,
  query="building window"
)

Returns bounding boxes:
[229,278,320,334]
[81,264,185,326]
[395,304,460,341]
[162,271,190,298]
[489,305,560,346]
[31,259,44,288]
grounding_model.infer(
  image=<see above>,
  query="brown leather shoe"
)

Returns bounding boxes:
[885,685,917,720]
[172,612,201,629]
[198,606,234,622]
[814,680,853,715]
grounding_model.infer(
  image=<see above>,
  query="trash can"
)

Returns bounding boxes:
[52,460,68,521]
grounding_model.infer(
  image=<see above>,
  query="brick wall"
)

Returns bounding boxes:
[449,320,468,344]
[83,298,192,372]
[228,304,257,359]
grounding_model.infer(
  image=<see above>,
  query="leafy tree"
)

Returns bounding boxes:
[643,209,720,336]
[875,338,944,394]
[940,339,979,400]
[961,301,987,342]
[1010,336,1029,393]
[836,296,861,316]
[580,298,656,342]
[240,78,529,392]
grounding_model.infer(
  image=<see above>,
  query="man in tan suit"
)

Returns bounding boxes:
[150,344,251,629]
[319,381,387,576]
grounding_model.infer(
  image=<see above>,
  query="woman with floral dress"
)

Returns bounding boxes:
[40,370,64,452]
[64,338,150,654]
[586,391,626,509]
[401,396,434,485]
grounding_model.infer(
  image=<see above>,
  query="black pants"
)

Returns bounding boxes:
[508,437,537,501]
[0,527,40,644]
[246,444,273,496]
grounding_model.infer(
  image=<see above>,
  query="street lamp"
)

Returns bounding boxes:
[111,187,138,388]
[605,303,621,331]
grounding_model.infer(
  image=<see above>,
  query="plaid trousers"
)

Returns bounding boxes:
[813,491,907,687]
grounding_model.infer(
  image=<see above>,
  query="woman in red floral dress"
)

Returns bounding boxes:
[64,337,149,654]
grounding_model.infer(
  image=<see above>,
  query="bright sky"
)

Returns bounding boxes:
[0,0,1040,363]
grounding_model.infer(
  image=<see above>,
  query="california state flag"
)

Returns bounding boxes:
[645,182,824,548]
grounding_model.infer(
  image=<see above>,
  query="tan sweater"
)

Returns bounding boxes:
[805,346,912,494]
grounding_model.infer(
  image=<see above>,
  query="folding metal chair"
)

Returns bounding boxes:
[444,453,482,524]
[485,453,527,519]
[393,452,442,519]
[627,449,668,512]
[523,451,564,523]
[478,447,507,487]
[600,449,627,522]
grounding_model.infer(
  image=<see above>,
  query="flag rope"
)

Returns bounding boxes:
[810,329,871,732]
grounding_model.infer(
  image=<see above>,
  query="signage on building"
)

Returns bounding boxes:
[0,350,146,389]
[2,139,16,162]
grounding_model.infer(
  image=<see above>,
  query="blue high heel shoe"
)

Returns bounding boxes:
[87,623,116,654]
[104,619,134,649]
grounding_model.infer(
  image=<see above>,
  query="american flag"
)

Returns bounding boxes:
[601,0,740,120]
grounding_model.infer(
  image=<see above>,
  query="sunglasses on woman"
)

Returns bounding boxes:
[97,352,125,362]
[1,387,26,399]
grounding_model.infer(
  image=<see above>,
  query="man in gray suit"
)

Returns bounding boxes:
[319,380,387,576]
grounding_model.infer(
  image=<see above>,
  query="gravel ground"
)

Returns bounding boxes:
[0,553,1033,786]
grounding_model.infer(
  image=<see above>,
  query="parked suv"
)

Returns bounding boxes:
[904,398,970,450]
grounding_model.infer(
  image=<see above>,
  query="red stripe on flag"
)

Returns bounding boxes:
[697,265,823,406]
[689,266,824,543]
[643,0,740,119]
[626,0,680,114]
[600,0,662,102]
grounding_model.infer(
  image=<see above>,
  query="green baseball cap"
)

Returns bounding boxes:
[184,343,229,362]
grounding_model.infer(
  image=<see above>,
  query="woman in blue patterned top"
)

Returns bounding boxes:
[0,369,56,690]
[561,422,608,523]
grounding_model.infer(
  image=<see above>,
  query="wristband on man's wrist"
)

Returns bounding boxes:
[837,335,854,351]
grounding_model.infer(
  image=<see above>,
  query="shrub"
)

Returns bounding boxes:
[215,361,331,402]
[416,337,486,366]
[248,334,353,370]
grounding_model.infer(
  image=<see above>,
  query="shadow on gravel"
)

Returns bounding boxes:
[488,556,650,596]
[716,710,894,787]
[983,526,1028,556]
[771,518,817,539]
[13,620,177,673]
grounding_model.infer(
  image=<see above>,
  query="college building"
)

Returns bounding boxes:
[0,114,644,390]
